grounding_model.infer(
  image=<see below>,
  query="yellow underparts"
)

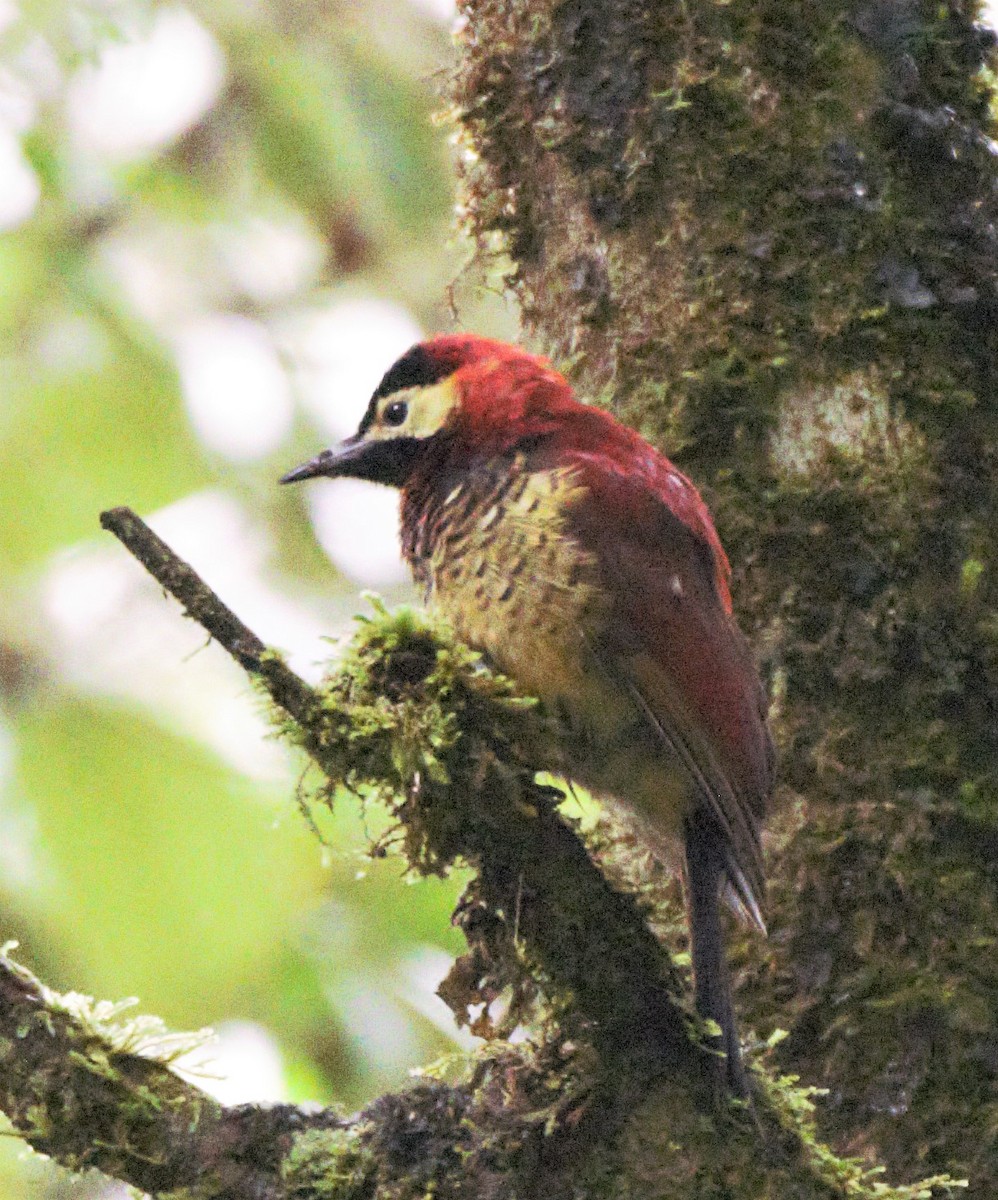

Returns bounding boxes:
[424,465,690,843]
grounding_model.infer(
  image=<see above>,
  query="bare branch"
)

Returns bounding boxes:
[99,506,317,727]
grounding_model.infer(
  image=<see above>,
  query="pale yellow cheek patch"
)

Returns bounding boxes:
[366,378,460,442]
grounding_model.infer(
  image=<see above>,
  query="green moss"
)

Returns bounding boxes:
[284,1053,612,1200]
[450,0,998,462]
[960,557,985,598]
[286,1127,377,1200]
[0,951,219,1190]
[277,602,694,1065]
[615,1072,966,1199]
[449,0,998,1190]
[283,599,548,878]
[281,1043,965,1200]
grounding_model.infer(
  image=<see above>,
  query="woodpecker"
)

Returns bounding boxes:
[281,334,773,1095]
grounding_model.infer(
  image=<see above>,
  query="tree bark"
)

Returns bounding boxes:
[451,0,998,1191]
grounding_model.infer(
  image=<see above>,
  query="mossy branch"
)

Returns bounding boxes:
[99,507,701,1079]
[0,505,964,1197]
[0,934,964,1200]
[0,948,342,1198]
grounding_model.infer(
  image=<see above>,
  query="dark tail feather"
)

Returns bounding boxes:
[684,815,749,1097]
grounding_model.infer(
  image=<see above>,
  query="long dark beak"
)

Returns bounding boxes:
[280,432,420,489]
[279,437,365,484]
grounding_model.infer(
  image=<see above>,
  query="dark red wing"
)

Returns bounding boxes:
[566,457,772,924]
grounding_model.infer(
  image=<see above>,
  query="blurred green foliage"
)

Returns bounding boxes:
[0,2,515,1195]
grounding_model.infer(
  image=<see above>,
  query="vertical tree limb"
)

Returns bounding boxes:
[450,0,998,1189]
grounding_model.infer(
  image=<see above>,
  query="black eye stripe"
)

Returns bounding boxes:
[383,400,408,426]
[358,344,454,435]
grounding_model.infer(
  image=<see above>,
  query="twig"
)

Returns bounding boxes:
[99,506,317,727]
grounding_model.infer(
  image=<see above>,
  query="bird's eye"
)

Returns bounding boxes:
[383,400,408,427]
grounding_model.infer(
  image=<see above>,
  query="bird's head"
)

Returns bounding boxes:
[280,334,577,490]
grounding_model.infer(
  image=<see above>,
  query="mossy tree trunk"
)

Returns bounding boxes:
[452,0,998,1190]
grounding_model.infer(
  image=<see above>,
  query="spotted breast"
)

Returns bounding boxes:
[399,452,692,841]
[402,455,598,697]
